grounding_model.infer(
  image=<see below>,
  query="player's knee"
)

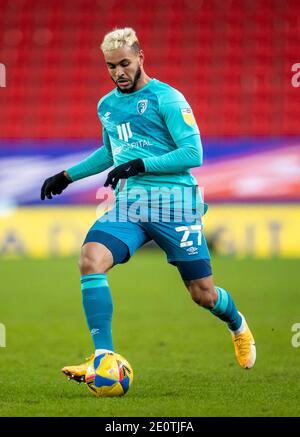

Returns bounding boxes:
[188,280,217,309]
[79,253,108,275]
[79,243,113,275]
[79,253,99,275]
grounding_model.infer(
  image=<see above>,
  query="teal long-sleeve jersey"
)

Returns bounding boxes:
[67,78,203,192]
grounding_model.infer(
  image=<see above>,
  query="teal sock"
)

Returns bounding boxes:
[81,273,114,351]
[210,287,242,331]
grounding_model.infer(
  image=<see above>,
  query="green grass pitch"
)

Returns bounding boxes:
[0,252,300,416]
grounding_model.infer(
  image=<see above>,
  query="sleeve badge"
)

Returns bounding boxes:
[181,108,196,126]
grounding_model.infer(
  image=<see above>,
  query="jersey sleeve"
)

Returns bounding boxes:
[67,129,113,181]
[102,126,111,148]
[143,89,202,174]
[160,93,200,143]
[143,134,202,173]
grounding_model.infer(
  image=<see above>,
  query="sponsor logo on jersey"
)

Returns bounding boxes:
[104,111,111,120]
[137,99,148,115]
[181,108,196,126]
[117,122,133,142]
[113,139,153,156]
[115,121,153,153]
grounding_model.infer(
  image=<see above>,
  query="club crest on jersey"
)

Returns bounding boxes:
[181,108,196,126]
[137,99,148,115]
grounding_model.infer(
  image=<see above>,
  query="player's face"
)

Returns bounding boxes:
[104,46,144,93]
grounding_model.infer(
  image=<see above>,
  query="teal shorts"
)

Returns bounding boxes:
[84,202,211,266]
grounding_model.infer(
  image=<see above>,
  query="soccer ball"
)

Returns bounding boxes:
[85,352,133,397]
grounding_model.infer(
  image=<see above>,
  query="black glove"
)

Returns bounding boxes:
[104,158,145,190]
[41,171,72,200]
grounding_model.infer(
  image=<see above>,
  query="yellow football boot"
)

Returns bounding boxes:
[61,354,94,383]
[232,313,256,369]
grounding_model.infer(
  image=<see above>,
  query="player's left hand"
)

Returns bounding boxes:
[104,158,145,189]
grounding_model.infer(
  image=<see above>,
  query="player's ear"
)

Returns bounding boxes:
[138,49,145,66]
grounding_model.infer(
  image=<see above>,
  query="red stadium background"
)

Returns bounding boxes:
[1,0,300,137]
[0,0,300,256]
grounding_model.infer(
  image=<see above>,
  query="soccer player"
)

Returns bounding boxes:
[41,28,256,382]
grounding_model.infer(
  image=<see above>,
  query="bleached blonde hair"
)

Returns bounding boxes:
[101,27,140,53]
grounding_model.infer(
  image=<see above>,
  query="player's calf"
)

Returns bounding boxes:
[186,276,218,308]
[183,273,256,369]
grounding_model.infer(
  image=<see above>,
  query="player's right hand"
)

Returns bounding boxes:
[41,171,72,200]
